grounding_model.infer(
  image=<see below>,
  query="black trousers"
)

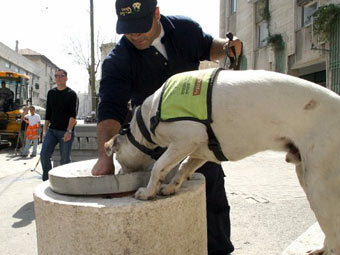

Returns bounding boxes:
[196,162,234,254]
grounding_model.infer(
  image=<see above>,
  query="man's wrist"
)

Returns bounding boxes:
[67,129,72,134]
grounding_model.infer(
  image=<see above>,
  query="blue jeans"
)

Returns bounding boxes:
[22,138,38,156]
[40,128,74,181]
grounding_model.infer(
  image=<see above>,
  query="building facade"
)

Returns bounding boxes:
[19,48,59,107]
[0,41,40,105]
[0,41,59,109]
[220,0,340,92]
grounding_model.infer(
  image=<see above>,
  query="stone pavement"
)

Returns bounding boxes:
[282,223,324,255]
[223,151,318,255]
[0,145,42,179]
[0,148,321,255]
[0,145,42,255]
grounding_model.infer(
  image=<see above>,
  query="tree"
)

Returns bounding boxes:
[67,34,102,113]
[67,0,102,113]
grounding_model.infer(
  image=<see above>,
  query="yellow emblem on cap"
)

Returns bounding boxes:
[120,2,141,16]
[132,2,141,11]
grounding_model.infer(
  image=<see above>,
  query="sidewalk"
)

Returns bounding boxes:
[223,151,317,254]
[0,145,42,178]
[0,146,42,255]
[0,149,318,255]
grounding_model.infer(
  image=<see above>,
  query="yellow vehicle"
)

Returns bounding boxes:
[0,71,30,147]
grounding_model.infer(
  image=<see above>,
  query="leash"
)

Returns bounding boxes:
[14,132,21,155]
[223,44,230,69]
[30,156,42,175]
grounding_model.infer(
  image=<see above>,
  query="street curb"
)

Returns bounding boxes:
[282,222,324,255]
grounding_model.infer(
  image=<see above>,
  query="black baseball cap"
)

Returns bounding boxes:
[116,0,157,34]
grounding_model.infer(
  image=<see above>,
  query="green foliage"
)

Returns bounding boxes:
[312,4,340,42]
[267,33,284,50]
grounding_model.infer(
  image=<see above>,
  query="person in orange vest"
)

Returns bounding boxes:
[21,105,41,157]
[223,32,243,70]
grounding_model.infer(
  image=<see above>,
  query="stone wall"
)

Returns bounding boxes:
[220,0,329,76]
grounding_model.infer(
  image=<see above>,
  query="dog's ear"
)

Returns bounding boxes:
[104,134,121,156]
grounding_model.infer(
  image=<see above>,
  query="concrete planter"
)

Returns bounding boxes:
[34,172,207,255]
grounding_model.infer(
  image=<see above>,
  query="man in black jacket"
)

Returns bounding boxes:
[92,1,234,254]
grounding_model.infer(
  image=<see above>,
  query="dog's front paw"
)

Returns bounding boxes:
[306,247,325,255]
[134,187,155,200]
[159,183,177,196]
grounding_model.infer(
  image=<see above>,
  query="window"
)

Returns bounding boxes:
[302,2,317,27]
[300,70,326,87]
[231,0,237,14]
[255,0,269,48]
[258,22,268,48]
[5,61,10,68]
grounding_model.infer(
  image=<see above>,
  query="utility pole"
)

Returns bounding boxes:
[90,0,96,113]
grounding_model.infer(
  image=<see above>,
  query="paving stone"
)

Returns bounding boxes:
[282,223,324,255]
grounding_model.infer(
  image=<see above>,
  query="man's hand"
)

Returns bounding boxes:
[43,120,50,136]
[91,119,121,176]
[63,132,72,142]
[222,39,230,51]
[43,127,48,135]
[91,156,115,176]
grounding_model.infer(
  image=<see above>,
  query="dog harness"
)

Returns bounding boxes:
[150,68,228,161]
[119,107,167,160]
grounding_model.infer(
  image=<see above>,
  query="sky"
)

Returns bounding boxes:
[2,0,220,93]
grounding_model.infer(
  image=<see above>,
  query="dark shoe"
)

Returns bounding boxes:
[30,154,36,157]
[21,154,28,157]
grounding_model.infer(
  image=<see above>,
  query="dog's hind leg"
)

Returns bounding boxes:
[295,163,306,193]
[134,142,199,200]
[160,157,206,196]
[304,164,340,255]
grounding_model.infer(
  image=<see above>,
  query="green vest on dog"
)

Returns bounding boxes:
[150,68,228,161]
[159,68,213,121]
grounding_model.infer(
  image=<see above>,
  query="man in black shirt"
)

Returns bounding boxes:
[40,69,78,181]
[92,1,234,254]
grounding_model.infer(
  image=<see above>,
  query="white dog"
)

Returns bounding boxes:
[105,69,340,255]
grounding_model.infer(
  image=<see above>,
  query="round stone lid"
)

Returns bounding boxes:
[48,159,151,195]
